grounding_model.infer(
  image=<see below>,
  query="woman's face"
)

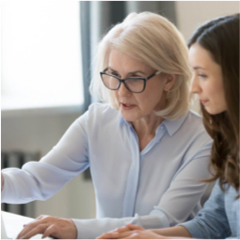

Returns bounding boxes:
[189,43,227,115]
[107,49,175,123]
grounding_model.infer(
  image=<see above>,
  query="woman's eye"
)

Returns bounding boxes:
[198,74,207,79]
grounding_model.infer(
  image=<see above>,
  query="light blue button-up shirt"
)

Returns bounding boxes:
[180,179,240,239]
[2,103,212,238]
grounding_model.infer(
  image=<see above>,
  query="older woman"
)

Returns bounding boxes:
[1,12,212,239]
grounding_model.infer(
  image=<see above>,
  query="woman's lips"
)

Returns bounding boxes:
[120,103,136,110]
[200,99,209,105]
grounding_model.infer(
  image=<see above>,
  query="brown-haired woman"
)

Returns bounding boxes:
[98,13,239,240]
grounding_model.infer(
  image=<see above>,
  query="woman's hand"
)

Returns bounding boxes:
[97,224,143,239]
[16,215,77,239]
[97,224,166,239]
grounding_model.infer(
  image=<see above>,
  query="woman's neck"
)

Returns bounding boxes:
[132,114,164,151]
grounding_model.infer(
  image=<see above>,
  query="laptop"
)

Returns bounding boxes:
[1,212,51,239]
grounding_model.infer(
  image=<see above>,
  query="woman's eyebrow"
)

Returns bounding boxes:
[105,67,118,73]
[128,71,145,75]
[193,66,207,70]
[107,67,145,75]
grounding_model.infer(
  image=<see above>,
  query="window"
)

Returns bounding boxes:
[1,1,84,112]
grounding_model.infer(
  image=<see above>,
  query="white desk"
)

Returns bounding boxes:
[1,211,44,239]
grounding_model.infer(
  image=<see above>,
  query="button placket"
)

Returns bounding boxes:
[122,126,140,217]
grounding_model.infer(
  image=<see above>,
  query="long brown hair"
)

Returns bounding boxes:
[188,14,239,194]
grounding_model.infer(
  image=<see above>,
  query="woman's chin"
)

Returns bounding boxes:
[121,111,138,123]
[204,105,226,115]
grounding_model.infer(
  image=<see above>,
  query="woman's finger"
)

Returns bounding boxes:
[17,220,41,239]
[126,224,144,231]
[18,223,48,239]
[42,224,59,239]
[97,226,127,239]
[97,232,118,239]
[98,231,136,239]
[36,215,49,220]
[97,224,143,239]
[115,226,134,233]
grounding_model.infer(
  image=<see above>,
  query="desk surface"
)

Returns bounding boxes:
[2,211,43,239]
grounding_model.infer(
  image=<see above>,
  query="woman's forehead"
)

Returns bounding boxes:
[189,43,219,71]
[107,49,154,73]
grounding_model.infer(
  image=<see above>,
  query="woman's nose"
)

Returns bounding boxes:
[117,82,131,96]
[190,77,201,94]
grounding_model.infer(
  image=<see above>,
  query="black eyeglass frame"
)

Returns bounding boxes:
[100,70,162,93]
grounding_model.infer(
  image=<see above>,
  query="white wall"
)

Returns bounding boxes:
[1,1,239,220]
[176,1,239,43]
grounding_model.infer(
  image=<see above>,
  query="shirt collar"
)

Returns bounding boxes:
[119,115,126,126]
[119,111,189,136]
[119,116,133,128]
[162,112,188,136]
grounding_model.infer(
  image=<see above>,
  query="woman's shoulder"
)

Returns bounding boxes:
[87,102,118,116]
[184,110,205,129]
[88,102,113,111]
[71,103,120,133]
[84,102,120,124]
[187,109,203,120]
[177,110,212,142]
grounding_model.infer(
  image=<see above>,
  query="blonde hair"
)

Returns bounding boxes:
[90,12,192,120]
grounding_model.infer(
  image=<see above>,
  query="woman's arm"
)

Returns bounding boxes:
[140,145,212,228]
[178,181,235,239]
[152,226,191,238]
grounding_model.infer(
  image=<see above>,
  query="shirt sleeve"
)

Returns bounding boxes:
[72,214,165,239]
[1,112,89,203]
[72,141,213,239]
[179,180,232,239]
[147,142,213,227]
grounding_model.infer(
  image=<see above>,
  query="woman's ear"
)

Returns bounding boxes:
[163,74,177,91]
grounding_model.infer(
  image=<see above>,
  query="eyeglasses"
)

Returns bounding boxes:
[100,70,161,93]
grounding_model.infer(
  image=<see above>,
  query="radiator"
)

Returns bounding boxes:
[1,151,40,218]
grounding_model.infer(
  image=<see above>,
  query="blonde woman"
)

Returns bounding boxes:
[1,12,212,239]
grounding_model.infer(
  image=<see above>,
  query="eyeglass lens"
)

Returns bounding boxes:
[102,74,145,93]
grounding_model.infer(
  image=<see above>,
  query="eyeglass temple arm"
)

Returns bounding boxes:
[147,70,161,80]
